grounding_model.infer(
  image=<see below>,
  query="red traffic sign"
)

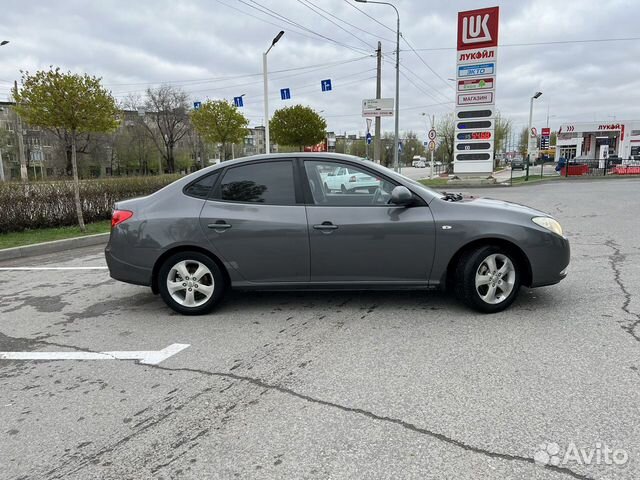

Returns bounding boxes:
[428,129,437,140]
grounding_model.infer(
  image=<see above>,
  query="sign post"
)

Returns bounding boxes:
[428,124,437,179]
[453,6,500,177]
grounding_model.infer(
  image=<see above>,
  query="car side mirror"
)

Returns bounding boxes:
[390,186,413,206]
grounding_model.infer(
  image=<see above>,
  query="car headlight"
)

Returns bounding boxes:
[532,216,563,236]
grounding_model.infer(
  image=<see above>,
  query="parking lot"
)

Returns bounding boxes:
[1,178,639,480]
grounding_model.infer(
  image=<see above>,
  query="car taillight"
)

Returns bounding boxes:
[111,209,133,228]
[349,175,357,182]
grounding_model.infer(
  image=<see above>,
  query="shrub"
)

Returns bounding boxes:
[0,175,181,234]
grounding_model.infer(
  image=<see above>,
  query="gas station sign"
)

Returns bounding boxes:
[454,6,500,175]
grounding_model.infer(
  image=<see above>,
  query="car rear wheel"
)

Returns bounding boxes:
[454,245,521,313]
[158,251,225,315]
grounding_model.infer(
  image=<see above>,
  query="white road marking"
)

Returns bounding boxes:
[0,267,108,270]
[0,343,190,365]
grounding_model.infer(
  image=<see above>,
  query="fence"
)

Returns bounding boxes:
[507,158,640,184]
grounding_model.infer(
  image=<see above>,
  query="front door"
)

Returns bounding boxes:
[303,159,435,284]
[200,160,309,283]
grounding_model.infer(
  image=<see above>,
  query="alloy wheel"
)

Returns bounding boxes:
[166,260,215,308]
[475,253,516,305]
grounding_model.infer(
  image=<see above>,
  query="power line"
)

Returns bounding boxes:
[297,0,375,51]
[239,0,371,55]
[343,0,395,34]
[106,56,370,89]
[400,34,454,92]
[404,36,640,52]
[303,0,395,44]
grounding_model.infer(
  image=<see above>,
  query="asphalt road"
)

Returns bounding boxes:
[1,178,639,480]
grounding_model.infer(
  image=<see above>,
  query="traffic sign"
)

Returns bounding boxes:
[193,101,202,111]
[366,132,372,145]
[398,141,403,153]
[428,129,437,140]
[362,98,394,117]
[428,140,436,151]
[280,88,291,100]
[233,96,244,107]
[321,79,332,92]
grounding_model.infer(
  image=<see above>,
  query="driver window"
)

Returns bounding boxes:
[304,160,396,206]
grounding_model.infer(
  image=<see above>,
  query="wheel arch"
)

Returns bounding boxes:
[445,238,533,289]
[151,245,231,294]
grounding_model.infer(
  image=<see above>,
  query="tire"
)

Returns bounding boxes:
[158,251,226,315]
[454,245,521,313]
[341,184,347,193]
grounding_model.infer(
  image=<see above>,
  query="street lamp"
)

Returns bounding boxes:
[263,31,284,154]
[525,91,542,181]
[356,0,400,173]
[0,41,9,46]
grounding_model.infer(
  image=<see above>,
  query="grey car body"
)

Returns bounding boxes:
[105,153,569,313]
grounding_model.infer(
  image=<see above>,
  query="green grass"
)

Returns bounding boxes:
[417,178,450,187]
[0,221,111,250]
[509,175,564,185]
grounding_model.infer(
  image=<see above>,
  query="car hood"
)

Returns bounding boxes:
[455,195,551,218]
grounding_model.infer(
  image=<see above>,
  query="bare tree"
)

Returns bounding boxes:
[437,113,455,168]
[142,85,191,173]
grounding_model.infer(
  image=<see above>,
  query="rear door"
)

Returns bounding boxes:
[303,159,436,284]
[199,159,309,284]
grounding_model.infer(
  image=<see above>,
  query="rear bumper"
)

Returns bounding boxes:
[105,244,152,287]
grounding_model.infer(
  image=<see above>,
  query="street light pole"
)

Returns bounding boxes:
[263,31,284,155]
[526,91,542,181]
[356,0,400,172]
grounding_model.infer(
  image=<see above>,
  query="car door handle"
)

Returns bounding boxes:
[313,221,338,231]
[208,221,232,230]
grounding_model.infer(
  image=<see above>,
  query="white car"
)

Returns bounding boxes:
[415,160,427,168]
[322,166,380,193]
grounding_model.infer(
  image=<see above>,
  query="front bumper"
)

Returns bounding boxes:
[529,234,570,287]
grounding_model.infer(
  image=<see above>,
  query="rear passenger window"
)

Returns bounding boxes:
[184,171,220,199]
[218,161,295,205]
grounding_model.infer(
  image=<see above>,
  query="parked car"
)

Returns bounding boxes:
[412,155,426,167]
[322,165,379,193]
[415,160,427,168]
[106,153,569,315]
[511,158,525,170]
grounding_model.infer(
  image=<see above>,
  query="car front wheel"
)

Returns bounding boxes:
[454,245,521,313]
[158,251,225,315]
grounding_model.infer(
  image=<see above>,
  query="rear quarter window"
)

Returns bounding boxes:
[183,171,220,199]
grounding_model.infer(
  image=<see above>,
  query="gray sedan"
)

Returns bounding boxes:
[105,153,569,314]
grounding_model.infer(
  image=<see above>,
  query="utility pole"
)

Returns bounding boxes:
[14,80,27,181]
[374,41,382,164]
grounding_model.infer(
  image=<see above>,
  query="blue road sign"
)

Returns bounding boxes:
[366,132,372,145]
[321,79,332,92]
[233,96,244,108]
[193,101,202,110]
[280,88,291,100]
[398,141,403,153]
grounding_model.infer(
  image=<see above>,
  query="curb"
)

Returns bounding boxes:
[0,233,110,262]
